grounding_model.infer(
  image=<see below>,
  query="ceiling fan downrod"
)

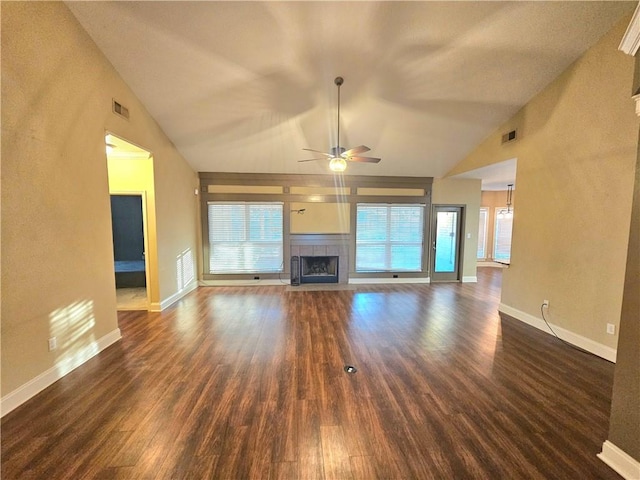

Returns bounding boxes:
[299,75,380,171]
[335,76,343,152]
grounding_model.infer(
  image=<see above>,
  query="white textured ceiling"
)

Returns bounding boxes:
[67,1,635,180]
[451,157,517,191]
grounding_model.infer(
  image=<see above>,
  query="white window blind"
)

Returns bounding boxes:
[494,210,513,261]
[356,204,424,272]
[477,207,488,260]
[208,202,283,274]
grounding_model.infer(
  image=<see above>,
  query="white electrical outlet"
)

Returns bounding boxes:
[543,299,549,308]
[48,337,57,351]
[606,323,616,335]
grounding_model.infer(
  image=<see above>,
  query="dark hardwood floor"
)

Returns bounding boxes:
[2,268,620,479]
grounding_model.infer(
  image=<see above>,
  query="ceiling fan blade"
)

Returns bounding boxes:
[348,156,381,164]
[302,148,332,157]
[342,145,370,157]
[298,158,328,163]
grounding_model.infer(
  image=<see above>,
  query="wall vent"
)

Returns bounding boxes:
[501,129,517,144]
[112,99,130,120]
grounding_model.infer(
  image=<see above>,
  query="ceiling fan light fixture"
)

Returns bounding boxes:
[329,157,347,172]
[300,76,380,170]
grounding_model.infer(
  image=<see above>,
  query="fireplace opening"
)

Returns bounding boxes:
[300,256,339,284]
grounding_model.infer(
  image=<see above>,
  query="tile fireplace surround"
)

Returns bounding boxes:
[290,234,349,284]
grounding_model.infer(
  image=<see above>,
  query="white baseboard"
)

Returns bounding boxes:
[498,303,617,362]
[199,279,290,287]
[598,440,640,479]
[200,277,432,286]
[462,276,478,283]
[1,328,122,417]
[150,280,199,311]
[349,277,431,284]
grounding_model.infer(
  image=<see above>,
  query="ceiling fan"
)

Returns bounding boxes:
[300,76,381,172]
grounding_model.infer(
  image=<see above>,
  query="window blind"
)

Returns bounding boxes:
[208,202,283,274]
[494,211,513,261]
[477,207,488,259]
[356,204,424,272]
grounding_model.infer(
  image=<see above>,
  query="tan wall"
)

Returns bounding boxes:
[1,3,198,397]
[151,149,199,304]
[448,17,638,349]
[481,190,516,260]
[432,178,482,280]
[290,202,351,234]
[607,133,640,461]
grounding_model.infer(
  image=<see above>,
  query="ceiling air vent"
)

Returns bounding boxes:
[112,99,130,120]
[501,129,517,144]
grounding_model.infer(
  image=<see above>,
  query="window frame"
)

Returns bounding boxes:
[477,207,489,260]
[355,203,426,273]
[493,208,514,262]
[207,201,284,275]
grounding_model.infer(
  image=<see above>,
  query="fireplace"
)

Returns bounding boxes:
[290,234,349,284]
[300,255,339,284]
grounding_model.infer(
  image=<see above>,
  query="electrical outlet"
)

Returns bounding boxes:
[606,323,616,335]
[48,337,57,351]
[543,299,549,308]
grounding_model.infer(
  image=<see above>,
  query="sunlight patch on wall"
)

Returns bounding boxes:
[176,248,195,291]
[49,299,97,377]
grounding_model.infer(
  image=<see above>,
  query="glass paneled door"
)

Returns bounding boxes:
[431,206,463,282]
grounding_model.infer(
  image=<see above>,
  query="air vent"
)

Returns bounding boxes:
[112,99,130,120]
[501,129,517,144]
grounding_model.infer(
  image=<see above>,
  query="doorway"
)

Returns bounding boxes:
[106,132,154,311]
[111,194,148,310]
[431,206,463,282]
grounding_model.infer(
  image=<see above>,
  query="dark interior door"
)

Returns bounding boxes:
[111,195,146,288]
[111,195,144,261]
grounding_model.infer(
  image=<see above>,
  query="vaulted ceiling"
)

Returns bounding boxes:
[67,1,635,181]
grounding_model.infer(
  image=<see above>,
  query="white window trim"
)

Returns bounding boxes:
[207,202,284,274]
[478,207,489,260]
[493,207,514,262]
[355,203,425,273]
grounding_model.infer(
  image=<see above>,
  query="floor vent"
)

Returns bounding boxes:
[112,99,130,120]
[501,129,517,144]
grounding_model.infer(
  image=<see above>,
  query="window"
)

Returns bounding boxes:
[208,202,283,274]
[494,209,513,261]
[477,207,488,260]
[356,204,424,272]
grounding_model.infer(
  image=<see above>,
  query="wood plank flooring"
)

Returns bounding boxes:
[2,268,620,479]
